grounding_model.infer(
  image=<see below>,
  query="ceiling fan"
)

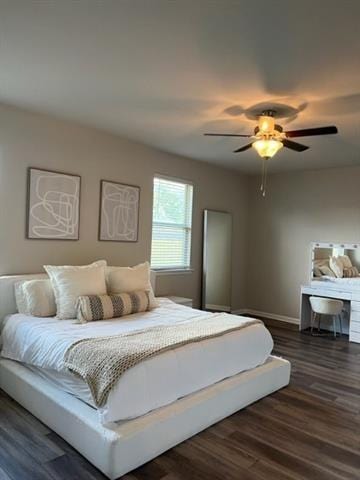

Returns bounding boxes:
[204,110,338,196]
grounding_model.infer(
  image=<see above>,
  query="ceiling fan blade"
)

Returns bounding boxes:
[282,139,309,152]
[204,133,252,137]
[285,126,338,138]
[233,143,253,153]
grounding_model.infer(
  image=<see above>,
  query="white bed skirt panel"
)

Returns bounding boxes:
[0,356,290,479]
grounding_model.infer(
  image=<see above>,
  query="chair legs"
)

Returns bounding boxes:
[339,314,343,336]
[311,312,316,334]
[310,312,342,338]
[332,314,343,339]
[333,317,337,339]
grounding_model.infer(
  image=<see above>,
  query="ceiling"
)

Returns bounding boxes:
[0,0,359,174]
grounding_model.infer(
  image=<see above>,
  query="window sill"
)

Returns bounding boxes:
[153,268,194,276]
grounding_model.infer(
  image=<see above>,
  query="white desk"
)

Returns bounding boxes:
[300,284,360,343]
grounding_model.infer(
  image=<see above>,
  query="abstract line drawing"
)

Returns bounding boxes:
[99,180,140,242]
[27,168,80,240]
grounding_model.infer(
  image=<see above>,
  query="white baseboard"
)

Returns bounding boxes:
[206,304,231,312]
[231,308,248,316]
[231,308,299,325]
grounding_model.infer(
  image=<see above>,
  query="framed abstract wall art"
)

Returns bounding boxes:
[99,180,140,242]
[27,168,81,240]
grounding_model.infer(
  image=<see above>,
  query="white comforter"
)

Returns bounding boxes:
[1,299,273,424]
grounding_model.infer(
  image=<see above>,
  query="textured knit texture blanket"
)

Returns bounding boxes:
[63,313,263,407]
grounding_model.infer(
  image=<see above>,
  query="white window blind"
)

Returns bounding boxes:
[151,176,193,270]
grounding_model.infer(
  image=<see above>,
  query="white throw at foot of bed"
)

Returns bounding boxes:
[0,355,290,479]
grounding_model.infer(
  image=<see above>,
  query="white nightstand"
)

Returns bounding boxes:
[166,296,193,308]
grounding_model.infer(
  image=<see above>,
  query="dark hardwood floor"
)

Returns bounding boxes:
[1,325,359,480]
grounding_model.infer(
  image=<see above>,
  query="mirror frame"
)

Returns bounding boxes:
[202,209,232,311]
[310,241,360,282]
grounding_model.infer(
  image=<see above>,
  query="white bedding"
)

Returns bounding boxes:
[1,299,273,424]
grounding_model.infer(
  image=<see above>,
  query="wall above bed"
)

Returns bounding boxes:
[0,103,249,310]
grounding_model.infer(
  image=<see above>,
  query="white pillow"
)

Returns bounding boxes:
[329,256,343,278]
[319,265,336,277]
[106,261,158,308]
[45,260,107,319]
[15,279,56,317]
[14,282,28,313]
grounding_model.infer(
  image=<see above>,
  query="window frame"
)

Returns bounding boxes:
[150,174,194,274]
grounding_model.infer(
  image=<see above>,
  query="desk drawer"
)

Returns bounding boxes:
[350,330,360,343]
[351,311,360,323]
[350,321,360,333]
[351,300,360,312]
[351,293,360,302]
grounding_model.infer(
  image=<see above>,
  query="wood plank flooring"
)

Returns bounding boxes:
[0,325,359,479]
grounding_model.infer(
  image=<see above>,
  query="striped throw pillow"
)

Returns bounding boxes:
[76,291,152,323]
[343,266,359,278]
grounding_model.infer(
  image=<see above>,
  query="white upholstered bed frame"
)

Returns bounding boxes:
[0,273,291,479]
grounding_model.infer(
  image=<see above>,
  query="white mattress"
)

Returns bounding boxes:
[1,299,273,424]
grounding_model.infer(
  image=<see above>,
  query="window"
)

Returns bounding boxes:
[151,176,193,271]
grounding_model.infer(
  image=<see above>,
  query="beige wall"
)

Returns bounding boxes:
[0,103,249,310]
[246,167,360,320]
[3,102,358,319]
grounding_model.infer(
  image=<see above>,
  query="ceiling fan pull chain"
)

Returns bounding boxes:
[262,158,268,197]
[260,159,265,192]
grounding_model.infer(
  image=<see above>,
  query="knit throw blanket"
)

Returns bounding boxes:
[64,313,262,407]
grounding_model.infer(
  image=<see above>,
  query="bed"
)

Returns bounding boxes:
[0,273,291,479]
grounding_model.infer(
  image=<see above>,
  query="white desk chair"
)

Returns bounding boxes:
[309,297,343,338]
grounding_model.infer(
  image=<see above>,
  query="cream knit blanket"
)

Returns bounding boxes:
[64,313,262,407]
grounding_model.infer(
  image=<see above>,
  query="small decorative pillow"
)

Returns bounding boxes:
[15,279,56,317]
[329,256,343,278]
[343,266,359,278]
[76,291,151,323]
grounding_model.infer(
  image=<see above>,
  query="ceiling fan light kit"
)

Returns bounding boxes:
[252,139,283,158]
[204,109,338,197]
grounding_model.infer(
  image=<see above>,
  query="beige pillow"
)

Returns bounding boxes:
[329,256,343,278]
[106,261,158,308]
[313,266,322,277]
[45,260,107,319]
[339,255,352,269]
[15,279,56,317]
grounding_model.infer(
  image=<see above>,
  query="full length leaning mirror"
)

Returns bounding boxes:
[202,210,232,312]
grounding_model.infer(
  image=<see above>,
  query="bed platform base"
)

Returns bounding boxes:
[0,356,290,479]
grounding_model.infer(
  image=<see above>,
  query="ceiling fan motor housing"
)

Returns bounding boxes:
[254,124,283,136]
